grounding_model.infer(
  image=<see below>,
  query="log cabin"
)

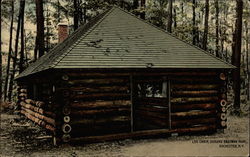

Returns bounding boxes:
[15,6,234,144]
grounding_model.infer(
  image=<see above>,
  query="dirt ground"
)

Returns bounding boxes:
[0,110,249,157]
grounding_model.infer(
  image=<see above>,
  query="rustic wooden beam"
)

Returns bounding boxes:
[21,107,55,126]
[60,86,129,93]
[71,100,131,109]
[171,103,216,112]
[70,116,131,125]
[171,97,218,103]
[20,101,56,118]
[171,117,217,128]
[172,84,219,90]
[21,110,55,132]
[72,93,130,99]
[171,110,216,118]
[70,125,216,143]
[172,90,218,96]
[71,108,130,116]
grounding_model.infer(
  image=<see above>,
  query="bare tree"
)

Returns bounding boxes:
[0,0,2,101]
[244,21,249,100]
[232,0,243,112]
[203,0,209,50]
[3,0,14,101]
[192,0,197,45]
[74,0,79,30]
[19,0,26,73]
[36,0,45,58]
[140,0,146,19]
[215,0,219,57]
[167,0,173,33]
[8,0,25,101]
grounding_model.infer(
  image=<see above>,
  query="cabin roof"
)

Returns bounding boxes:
[16,6,234,79]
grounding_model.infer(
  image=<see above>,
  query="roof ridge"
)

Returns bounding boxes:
[52,7,115,68]
[114,6,235,68]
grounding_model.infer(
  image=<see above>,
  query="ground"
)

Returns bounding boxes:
[0,110,249,157]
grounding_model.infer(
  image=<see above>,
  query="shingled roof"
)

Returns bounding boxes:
[17,6,234,79]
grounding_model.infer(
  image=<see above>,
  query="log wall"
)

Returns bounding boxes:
[56,73,131,142]
[17,69,228,143]
[170,72,227,131]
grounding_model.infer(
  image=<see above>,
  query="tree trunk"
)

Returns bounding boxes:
[19,0,26,73]
[173,4,177,30]
[215,0,219,58]
[140,0,146,19]
[167,0,173,33]
[245,21,249,100]
[0,0,2,102]
[8,0,25,101]
[3,0,14,101]
[36,0,45,58]
[133,0,139,10]
[203,0,209,50]
[192,0,196,45]
[73,0,79,30]
[232,0,243,111]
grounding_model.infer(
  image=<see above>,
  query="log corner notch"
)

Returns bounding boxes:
[217,72,228,129]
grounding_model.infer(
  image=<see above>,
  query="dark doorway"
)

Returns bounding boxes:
[133,76,170,131]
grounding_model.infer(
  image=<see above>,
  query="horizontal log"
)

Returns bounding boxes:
[71,108,130,116]
[71,100,131,109]
[172,90,218,97]
[73,93,130,100]
[171,97,218,103]
[70,116,130,125]
[171,117,217,128]
[19,89,27,93]
[63,86,129,93]
[171,103,216,112]
[21,107,55,126]
[172,84,219,90]
[71,124,130,137]
[169,77,219,82]
[20,101,56,118]
[21,110,55,132]
[19,93,27,97]
[171,110,216,118]
[25,99,36,105]
[68,78,129,85]
[71,125,216,143]
[24,99,46,108]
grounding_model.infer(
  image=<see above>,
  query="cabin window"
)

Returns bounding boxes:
[137,81,168,98]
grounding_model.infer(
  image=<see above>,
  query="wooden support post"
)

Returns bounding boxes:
[130,75,134,132]
[168,80,172,130]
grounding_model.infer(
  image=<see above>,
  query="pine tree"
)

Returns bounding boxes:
[232,0,243,112]
[3,0,14,101]
[203,0,209,50]
[36,0,45,58]
[8,0,25,101]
